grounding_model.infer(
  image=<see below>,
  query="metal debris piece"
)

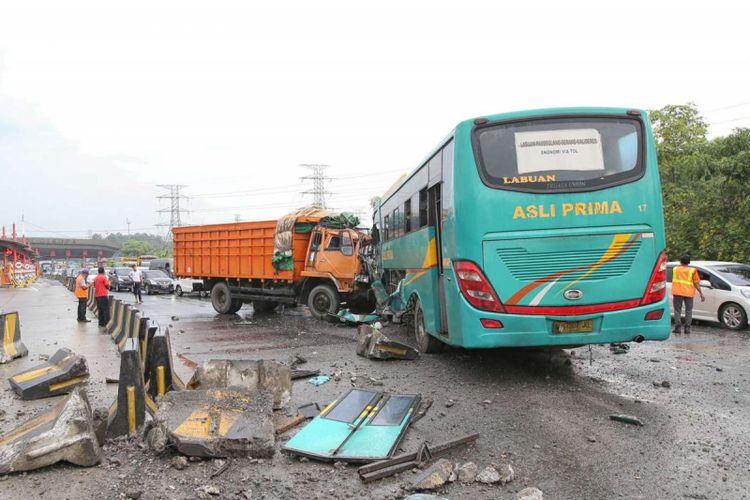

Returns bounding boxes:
[0,387,102,473]
[291,369,320,380]
[356,325,418,361]
[336,309,380,325]
[609,414,644,426]
[297,402,321,418]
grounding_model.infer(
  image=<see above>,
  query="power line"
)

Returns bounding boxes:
[300,164,332,209]
[156,184,189,239]
[704,102,750,113]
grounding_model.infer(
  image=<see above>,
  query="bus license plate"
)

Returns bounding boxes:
[552,319,593,334]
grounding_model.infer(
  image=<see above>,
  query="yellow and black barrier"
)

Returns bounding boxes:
[137,317,158,366]
[105,299,123,335]
[109,303,131,344]
[86,286,97,315]
[144,327,185,399]
[116,307,141,352]
[0,311,28,364]
[9,348,89,400]
[106,338,156,438]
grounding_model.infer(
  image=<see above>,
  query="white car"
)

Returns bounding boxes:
[175,278,209,297]
[666,261,750,330]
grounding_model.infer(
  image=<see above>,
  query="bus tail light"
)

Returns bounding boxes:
[641,251,667,305]
[480,318,504,329]
[644,309,664,321]
[454,260,505,312]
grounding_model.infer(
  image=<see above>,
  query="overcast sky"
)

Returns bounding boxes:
[1,0,749,238]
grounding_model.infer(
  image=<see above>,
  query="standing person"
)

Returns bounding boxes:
[74,269,91,322]
[672,256,705,334]
[129,264,143,304]
[93,267,110,327]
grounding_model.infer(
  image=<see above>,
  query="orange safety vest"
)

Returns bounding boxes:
[672,266,698,298]
[74,275,89,298]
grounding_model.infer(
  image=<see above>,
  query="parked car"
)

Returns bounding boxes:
[666,261,750,330]
[175,277,209,297]
[142,270,175,295]
[110,267,135,292]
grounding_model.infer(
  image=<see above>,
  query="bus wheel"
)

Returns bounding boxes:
[211,282,235,314]
[413,299,444,353]
[308,284,339,321]
[253,300,277,314]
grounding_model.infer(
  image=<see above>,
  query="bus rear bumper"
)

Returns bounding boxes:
[455,300,671,349]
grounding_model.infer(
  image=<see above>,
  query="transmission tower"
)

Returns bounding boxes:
[156,184,189,239]
[300,164,332,209]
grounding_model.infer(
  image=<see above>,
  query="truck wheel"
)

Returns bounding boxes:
[175,285,184,297]
[253,301,277,314]
[413,299,444,353]
[308,284,339,321]
[228,299,243,314]
[211,282,235,314]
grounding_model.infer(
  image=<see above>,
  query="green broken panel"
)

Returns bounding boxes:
[337,309,380,324]
[282,389,420,463]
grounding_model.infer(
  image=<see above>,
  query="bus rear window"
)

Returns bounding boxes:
[473,117,643,193]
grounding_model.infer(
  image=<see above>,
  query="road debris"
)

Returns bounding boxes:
[517,486,545,499]
[496,462,515,484]
[291,369,320,380]
[609,343,630,355]
[337,309,380,325]
[0,387,101,473]
[410,459,454,491]
[476,465,501,484]
[457,461,478,482]
[155,388,275,458]
[188,359,290,409]
[358,433,479,483]
[609,414,644,426]
[171,455,188,470]
[275,415,306,434]
[285,388,421,462]
[307,375,330,386]
[356,324,419,361]
[9,347,89,399]
[297,402,321,418]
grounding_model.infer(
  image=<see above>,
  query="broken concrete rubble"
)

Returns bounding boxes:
[457,461,478,482]
[0,387,101,473]
[356,325,419,361]
[496,462,515,484]
[9,347,89,399]
[410,459,454,491]
[156,388,275,458]
[517,486,544,499]
[476,465,501,484]
[188,359,291,410]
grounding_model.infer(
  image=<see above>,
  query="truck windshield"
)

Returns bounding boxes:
[473,116,643,193]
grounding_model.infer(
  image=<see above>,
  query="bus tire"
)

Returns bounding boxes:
[308,284,339,321]
[413,299,444,353]
[211,281,235,314]
[253,300,277,314]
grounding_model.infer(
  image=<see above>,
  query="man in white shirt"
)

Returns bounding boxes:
[129,265,144,303]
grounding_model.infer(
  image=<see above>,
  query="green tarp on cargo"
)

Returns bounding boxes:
[319,212,359,229]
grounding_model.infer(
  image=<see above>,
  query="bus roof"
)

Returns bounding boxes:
[377,106,646,208]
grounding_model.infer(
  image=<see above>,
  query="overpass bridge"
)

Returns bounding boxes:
[27,237,121,260]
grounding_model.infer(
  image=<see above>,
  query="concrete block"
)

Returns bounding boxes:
[0,312,28,364]
[9,348,89,399]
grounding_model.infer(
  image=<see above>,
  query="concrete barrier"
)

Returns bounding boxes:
[144,327,185,399]
[9,348,89,400]
[110,303,134,345]
[188,360,291,410]
[105,299,123,335]
[106,339,156,438]
[116,307,141,352]
[86,286,97,314]
[0,387,102,473]
[0,312,28,364]
[137,317,159,366]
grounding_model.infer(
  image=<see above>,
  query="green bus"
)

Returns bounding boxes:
[373,108,670,352]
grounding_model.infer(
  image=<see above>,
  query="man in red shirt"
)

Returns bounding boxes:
[93,267,111,327]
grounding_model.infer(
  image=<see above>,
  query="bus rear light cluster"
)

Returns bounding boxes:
[641,251,667,305]
[454,260,505,312]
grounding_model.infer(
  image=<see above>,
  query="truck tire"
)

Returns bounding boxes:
[228,299,243,314]
[211,281,235,314]
[413,299,444,353]
[307,284,339,321]
[253,301,277,314]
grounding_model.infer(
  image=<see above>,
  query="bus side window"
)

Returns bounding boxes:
[341,232,353,256]
[393,208,400,238]
[404,199,412,233]
[384,215,390,241]
[419,188,428,228]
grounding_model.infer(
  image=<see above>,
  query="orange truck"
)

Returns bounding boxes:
[173,213,371,319]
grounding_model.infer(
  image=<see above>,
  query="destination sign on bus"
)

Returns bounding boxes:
[514,129,605,174]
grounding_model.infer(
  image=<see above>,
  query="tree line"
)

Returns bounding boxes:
[650,104,749,263]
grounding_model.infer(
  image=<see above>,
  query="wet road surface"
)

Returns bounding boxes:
[0,280,748,499]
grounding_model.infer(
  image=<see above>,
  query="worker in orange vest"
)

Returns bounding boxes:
[672,256,705,334]
[75,268,91,323]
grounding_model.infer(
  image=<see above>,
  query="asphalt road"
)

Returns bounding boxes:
[0,280,748,499]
